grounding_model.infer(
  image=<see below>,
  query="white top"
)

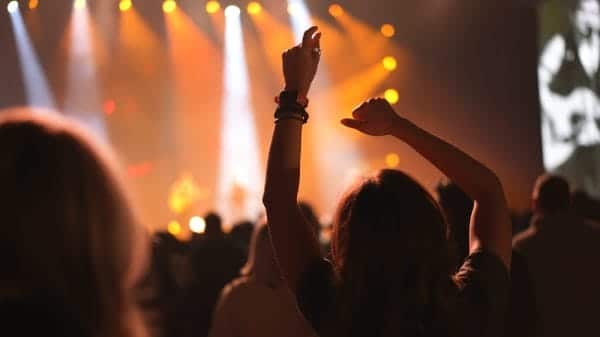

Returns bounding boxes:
[209,276,317,337]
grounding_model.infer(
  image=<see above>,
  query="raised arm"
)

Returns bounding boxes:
[342,99,512,269]
[263,27,322,290]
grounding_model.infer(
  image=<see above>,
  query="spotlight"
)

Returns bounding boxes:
[162,0,176,13]
[384,89,399,105]
[328,3,344,18]
[382,56,397,71]
[380,24,395,38]
[287,2,301,16]
[189,216,206,234]
[73,0,86,10]
[119,0,132,12]
[385,153,400,168]
[7,1,19,13]
[167,220,182,236]
[205,0,220,14]
[28,0,38,10]
[224,5,240,17]
[247,2,262,15]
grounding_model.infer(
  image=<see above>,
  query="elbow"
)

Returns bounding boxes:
[476,169,507,204]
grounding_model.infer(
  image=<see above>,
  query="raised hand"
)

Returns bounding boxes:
[282,26,322,100]
[341,98,402,136]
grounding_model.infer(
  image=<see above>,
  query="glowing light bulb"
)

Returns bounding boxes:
[168,221,182,236]
[382,56,397,71]
[189,216,206,234]
[162,0,176,13]
[29,0,39,10]
[119,0,132,12]
[381,24,395,38]
[206,0,220,14]
[74,0,86,10]
[328,4,344,18]
[224,5,240,17]
[385,153,400,168]
[247,2,262,15]
[384,89,399,105]
[7,1,19,13]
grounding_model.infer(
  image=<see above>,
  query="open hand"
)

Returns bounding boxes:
[341,98,402,136]
[283,26,322,100]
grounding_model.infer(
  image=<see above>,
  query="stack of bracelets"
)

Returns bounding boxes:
[274,90,310,124]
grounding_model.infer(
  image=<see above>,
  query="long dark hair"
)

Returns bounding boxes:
[0,109,149,337]
[330,169,456,337]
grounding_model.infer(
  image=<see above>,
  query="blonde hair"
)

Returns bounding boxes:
[0,108,149,337]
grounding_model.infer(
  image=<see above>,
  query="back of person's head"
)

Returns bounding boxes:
[0,109,148,337]
[532,174,571,215]
[229,220,254,253]
[331,169,453,336]
[204,212,224,238]
[435,181,473,267]
[240,222,279,284]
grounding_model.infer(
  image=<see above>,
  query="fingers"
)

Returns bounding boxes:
[302,26,319,48]
[341,118,365,130]
[314,32,322,49]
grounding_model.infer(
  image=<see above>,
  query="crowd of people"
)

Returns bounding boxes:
[1,26,600,337]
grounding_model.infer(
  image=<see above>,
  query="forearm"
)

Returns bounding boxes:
[263,119,303,206]
[391,117,511,266]
[263,118,320,288]
[391,118,504,203]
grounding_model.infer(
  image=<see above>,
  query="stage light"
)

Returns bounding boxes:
[385,153,400,168]
[28,0,39,10]
[9,0,57,109]
[384,89,399,105]
[247,2,262,15]
[64,0,107,140]
[381,23,395,38]
[74,0,86,10]
[119,0,132,12]
[224,5,240,17]
[217,3,263,224]
[328,4,344,18]
[167,220,182,236]
[189,216,206,234]
[382,56,397,71]
[163,0,176,13]
[206,0,220,14]
[7,1,18,13]
[287,2,301,16]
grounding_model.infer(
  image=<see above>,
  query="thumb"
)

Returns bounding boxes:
[341,118,366,131]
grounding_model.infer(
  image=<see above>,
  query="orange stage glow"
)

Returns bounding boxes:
[248,11,294,78]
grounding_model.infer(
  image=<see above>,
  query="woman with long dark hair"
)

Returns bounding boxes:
[0,109,149,337]
[263,27,512,337]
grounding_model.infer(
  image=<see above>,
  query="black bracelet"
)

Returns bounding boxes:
[275,105,309,124]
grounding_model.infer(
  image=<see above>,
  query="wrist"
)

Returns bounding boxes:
[389,117,412,139]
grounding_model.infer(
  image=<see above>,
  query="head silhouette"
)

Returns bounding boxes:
[240,222,280,285]
[0,109,148,337]
[204,212,224,238]
[331,169,452,335]
[532,174,571,215]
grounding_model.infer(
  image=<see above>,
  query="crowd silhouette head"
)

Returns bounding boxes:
[0,108,149,337]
